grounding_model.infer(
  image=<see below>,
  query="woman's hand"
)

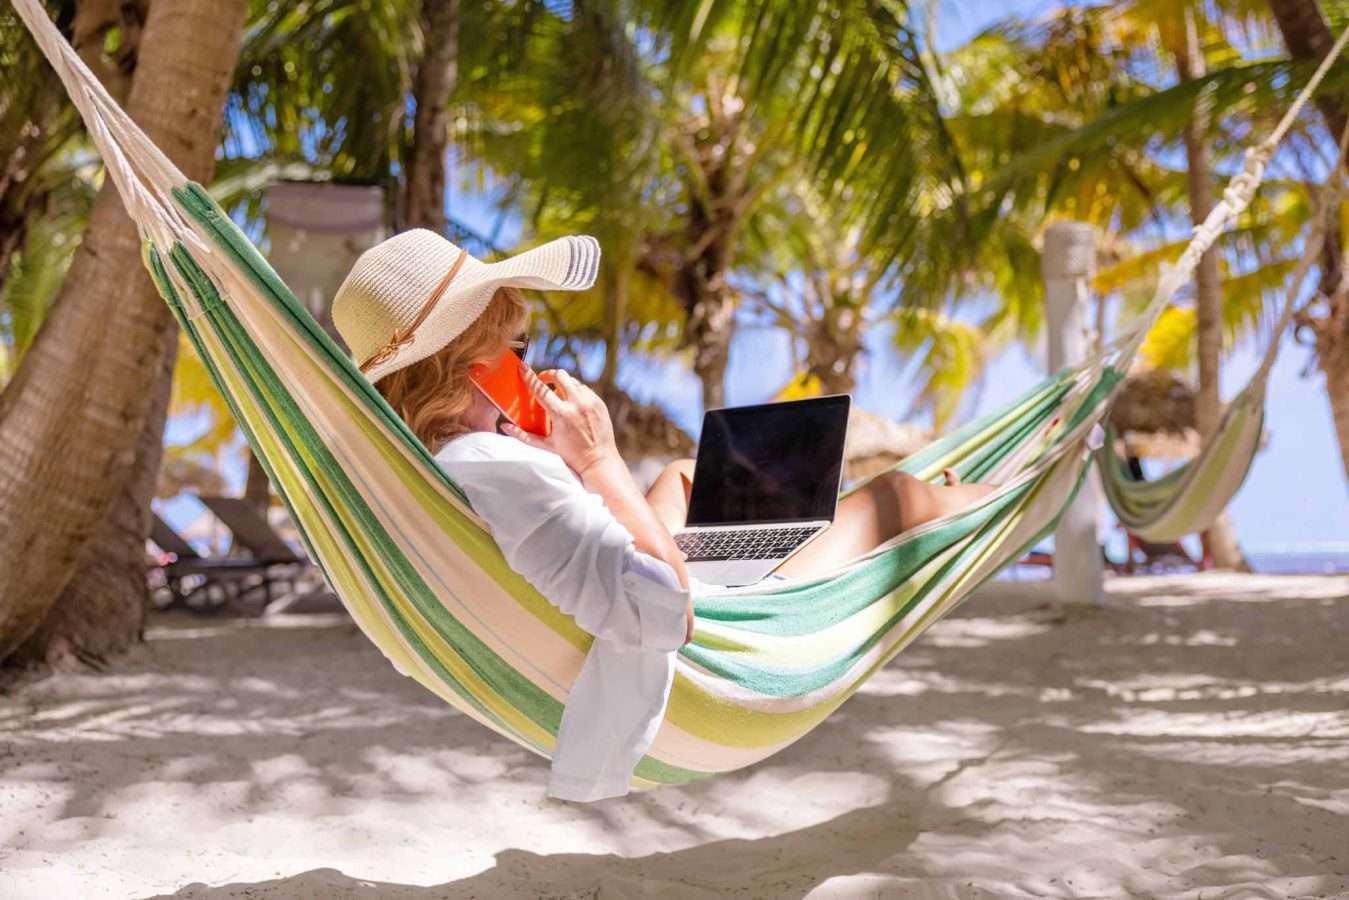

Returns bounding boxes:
[500,368,620,477]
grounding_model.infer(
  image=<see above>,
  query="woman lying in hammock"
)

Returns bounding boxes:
[332,229,993,802]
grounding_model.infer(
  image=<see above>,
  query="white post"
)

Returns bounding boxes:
[1041,221,1105,604]
[265,181,387,350]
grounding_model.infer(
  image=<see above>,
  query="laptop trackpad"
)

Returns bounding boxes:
[686,559,781,587]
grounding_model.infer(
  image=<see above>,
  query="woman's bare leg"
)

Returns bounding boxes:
[643,459,996,581]
[772,470,996,580]
[644,458,696,537]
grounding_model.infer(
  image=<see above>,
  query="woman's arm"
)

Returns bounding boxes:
[575,454,690,590]
[501,368,695,642]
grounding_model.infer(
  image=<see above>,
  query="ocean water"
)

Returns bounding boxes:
[1246,550,1349,575]
[997,543,1349,579]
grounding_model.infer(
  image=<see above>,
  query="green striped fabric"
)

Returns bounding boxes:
[138,181,1117,786]
[1096,385,1266,544]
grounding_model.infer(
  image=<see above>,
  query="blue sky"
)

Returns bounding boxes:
[166,0,1347,555]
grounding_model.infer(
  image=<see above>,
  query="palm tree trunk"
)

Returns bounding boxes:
[1176,8,1249,571]
[1268,0,1349,138]
[7,332,178,670]
[677,227,735,410]
[1324,338,1349,482]
[0,0,248,664]
[1268,0,1349,483]
[599,261,627,399]
[402,0,458,232]
[685,282,734,411]
[805,304,864,395]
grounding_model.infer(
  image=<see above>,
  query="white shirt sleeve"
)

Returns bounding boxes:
[435,432,690,652]
[434,432,689,801]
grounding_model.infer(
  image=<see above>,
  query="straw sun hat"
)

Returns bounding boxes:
[332,228,600,384]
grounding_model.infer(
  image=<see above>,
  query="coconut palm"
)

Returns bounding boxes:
[452,0,964,411]
[736,179,992,428]
[1268,0,1349,482]
[0,0,250,668]
[925,1,1349,565]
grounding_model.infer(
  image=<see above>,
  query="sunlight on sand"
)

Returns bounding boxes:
[1,573,1346,899]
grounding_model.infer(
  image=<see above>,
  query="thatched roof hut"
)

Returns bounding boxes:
[1108,365,1203,460]
[601,386,696,491]
[842,406,931,484]
[604,385,697,461]
[1106,363,1272,460]
[1109,365,1196,435]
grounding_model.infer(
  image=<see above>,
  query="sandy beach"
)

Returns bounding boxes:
[2,572,1346,899]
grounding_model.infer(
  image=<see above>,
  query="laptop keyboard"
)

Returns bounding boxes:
[675,526,822,561]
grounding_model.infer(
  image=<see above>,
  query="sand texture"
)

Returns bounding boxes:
[2,572,1347,899]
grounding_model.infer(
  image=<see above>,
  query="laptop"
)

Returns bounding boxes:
[673,394,851,586]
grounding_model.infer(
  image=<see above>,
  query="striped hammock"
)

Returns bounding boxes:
[1096,383,1265,544]
[12,0,1340,789]
[1093,111,1349,545]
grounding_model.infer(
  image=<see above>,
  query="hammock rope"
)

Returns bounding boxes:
[1097,96,1349,543]
[10,0,1344,787]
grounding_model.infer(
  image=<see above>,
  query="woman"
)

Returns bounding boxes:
[331,228,994,802]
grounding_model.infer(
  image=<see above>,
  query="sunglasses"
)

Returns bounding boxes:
[507,333,531,360]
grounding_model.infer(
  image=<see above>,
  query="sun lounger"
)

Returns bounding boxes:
[195,495,311,609]
[147,514,277,613]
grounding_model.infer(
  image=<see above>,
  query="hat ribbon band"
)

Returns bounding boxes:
[359,246,470,374]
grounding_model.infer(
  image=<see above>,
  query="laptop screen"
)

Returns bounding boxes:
[686,395,851,526]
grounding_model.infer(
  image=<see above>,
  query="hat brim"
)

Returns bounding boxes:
[360,234,600,385]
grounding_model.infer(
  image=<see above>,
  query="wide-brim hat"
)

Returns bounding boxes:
[331,228,600,384]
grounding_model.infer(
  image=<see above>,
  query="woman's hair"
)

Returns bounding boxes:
[372,285,530,453]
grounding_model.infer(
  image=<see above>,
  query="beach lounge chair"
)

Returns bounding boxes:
[196,495,306,564]
[147,514,277,613]
[1118,526,1210,574]
[196,495,310,608]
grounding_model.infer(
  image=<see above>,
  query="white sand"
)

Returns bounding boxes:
[2,572,1347,899]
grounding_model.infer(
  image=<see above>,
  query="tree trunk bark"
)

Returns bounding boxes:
[805,304,863,395]
[1176,9,1249,572]
[8,330,178,670]
[402,0,458,232]
[1267,0,1349,139]
[0,0,247,664]
[676,229,735,411]
[685,285,734,411]
[1323,341,1349,483]
[1268,0,1349,485]
[599,261,627,399]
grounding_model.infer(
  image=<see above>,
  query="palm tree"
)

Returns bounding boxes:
[1268,0,1349,481]
[928,2,1349,566]
[740,181,991,427]
[0,0,249,668]
[452,0,963,412]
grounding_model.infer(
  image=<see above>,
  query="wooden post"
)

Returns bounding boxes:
[1042,221,1105,604]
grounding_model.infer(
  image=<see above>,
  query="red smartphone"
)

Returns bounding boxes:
[468,348,561,436]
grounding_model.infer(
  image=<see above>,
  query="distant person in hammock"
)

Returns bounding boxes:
[331,229,994,802]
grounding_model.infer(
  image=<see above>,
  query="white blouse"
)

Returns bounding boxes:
[433,430,691,802]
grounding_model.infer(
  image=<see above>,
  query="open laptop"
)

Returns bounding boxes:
[673,394,851,586]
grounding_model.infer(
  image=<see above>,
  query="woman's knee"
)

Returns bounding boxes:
[875,470,932,531]
[877,469,922,496]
